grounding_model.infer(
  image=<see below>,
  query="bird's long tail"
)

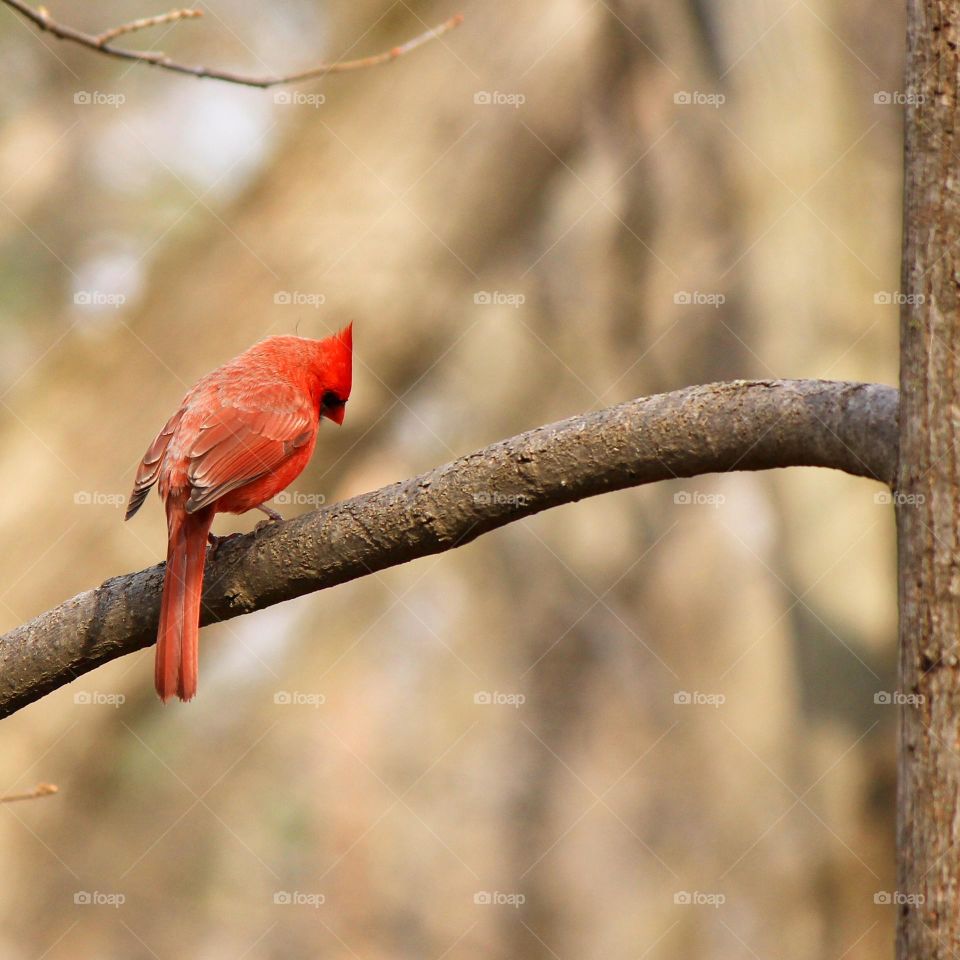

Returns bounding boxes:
[157,503,215,702]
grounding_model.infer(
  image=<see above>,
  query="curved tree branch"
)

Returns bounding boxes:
[0,1,464,87]
[0,378,897,718]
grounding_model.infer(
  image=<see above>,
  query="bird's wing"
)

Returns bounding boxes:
[125,407,185,521]
[183,396,315,513]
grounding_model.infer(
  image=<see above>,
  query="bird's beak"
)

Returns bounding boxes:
[323,405,346,426]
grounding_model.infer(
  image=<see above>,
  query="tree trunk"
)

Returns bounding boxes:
[897,1,960,954]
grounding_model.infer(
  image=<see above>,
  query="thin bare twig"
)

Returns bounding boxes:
[95,8,203,46]
[0,783,58,803]
[0,1,464,88]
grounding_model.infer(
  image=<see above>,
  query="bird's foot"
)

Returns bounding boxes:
[254,504,284,537]
[207,531,241,556]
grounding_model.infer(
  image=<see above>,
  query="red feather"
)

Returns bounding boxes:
[126,326,353,701]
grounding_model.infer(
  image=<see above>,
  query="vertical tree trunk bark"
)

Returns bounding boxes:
[897,2,960,955]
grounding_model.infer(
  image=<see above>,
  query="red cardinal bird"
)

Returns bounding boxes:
[125,326,353,702]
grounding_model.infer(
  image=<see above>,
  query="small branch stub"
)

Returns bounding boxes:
[0,783,59,803]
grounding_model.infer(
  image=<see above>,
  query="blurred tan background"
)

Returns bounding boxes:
[0,0,902,957]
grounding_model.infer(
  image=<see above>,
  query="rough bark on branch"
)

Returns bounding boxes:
[0,378,897,718]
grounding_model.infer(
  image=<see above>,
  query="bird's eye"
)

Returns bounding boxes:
[321,391,343,409]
